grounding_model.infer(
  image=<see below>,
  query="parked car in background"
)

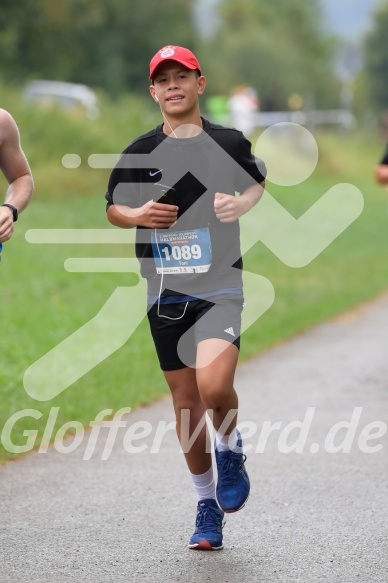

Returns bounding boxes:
[23,80,99,119]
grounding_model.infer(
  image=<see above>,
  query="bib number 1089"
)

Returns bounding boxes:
[161,244,202,261]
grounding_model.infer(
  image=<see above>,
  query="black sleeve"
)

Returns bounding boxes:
[106,147,162,210]
[235,132,266,193]
[380,145,388,165]
[105,146,143,210]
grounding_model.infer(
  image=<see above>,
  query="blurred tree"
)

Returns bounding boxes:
[0,0,197,94]
[103,0,198,93]
[198,0,340,110]
[0,0,340,107]
[364,2,388,113]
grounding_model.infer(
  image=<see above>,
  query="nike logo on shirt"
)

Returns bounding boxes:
[149,169,162,177]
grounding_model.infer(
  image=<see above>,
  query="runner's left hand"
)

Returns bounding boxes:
[214,192,250,223]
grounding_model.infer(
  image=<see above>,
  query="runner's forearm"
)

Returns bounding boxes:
[239,181,265,213]
[4,173,34,214]
[107,200,178,229]
[107,204,138,228]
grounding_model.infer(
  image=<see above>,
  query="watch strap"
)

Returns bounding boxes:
[2,203,18,222]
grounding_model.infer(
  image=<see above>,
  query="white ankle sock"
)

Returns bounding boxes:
[190,466,216,501]
[215,428,241,452]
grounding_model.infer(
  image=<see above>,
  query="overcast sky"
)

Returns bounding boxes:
[323,0,379,40]
[193,0,379,41]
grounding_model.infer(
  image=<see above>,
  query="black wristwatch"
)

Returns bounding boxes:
[2,203,18,222]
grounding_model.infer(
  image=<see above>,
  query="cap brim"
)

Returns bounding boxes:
[150,60,200,81]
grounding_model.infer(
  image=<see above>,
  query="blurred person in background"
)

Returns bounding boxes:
[375,110,388,186]
[375,144,388,185]
[0,109,33,245]
[228,85,259,137]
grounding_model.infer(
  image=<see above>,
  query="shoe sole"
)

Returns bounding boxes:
[217,491,250,514]
[188,540,223,551]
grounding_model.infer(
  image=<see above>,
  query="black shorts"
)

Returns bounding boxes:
[147,294,244,371]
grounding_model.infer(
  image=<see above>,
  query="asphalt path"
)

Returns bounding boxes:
[1,294,388,583]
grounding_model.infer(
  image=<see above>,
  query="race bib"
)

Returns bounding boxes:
[151,228,212,274]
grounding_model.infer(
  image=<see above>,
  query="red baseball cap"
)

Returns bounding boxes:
[149,45,201,81]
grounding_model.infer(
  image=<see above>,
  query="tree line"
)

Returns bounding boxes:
[0,0,386,113]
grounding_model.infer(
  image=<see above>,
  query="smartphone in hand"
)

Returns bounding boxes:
[154,183,176,206]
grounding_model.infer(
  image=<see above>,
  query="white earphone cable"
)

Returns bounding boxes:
[155,96,178,139]
[154,228,188,320]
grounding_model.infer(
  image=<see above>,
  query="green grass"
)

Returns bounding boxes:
[1,88,388,462]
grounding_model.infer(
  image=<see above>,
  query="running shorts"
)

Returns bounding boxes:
[147,294,244,371]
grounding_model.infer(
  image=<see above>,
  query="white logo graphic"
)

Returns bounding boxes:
[149,169,162,177]
[23,123,364,399]
[160,47,175,59]
[224,327,235,337]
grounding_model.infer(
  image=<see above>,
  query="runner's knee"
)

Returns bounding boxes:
[198,379,230,411]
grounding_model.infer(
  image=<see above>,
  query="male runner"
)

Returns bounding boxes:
[105,46,266,550]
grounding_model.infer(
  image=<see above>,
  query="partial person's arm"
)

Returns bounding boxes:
[375,145,388,185]
[375,164,388,185]
[0,109,34,242]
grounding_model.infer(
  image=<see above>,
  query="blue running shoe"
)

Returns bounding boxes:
[188,498,224,551]
[215,429,250,513]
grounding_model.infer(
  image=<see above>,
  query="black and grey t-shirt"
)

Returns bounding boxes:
[105,117,266,301]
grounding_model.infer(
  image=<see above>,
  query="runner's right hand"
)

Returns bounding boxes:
[136,199,178,229]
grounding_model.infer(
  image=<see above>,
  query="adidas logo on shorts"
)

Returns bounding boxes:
[224,327,235,337]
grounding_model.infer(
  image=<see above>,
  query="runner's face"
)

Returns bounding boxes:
[151,63,205,117]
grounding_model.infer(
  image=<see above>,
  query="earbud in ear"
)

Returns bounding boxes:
[154,95,159,103]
